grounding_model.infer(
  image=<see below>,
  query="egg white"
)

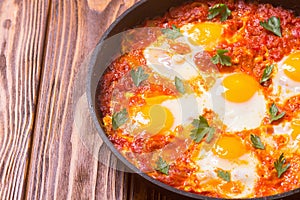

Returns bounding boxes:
[209,75,267,132]
[195,150,259,198]
[272,54,300,104]
[129,93,207,134]
[143,31,212,81]
[267,121,300,150]
[161,94,205,130]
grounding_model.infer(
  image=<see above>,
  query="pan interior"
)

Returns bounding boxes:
[87,0,300,199]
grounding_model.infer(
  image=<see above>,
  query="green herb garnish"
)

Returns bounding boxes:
[161,25,182,39]
[130,66,149,87]
[260,16,282,37]
[269,103,285,123]
[260,64,274,84]
[211,49,232,66]
[112,109,128,130]
[217,169,231,182]
[274,153,290,178]
[250,134,265,150]
[190,116,215,143]
[207,4,232,22]
[155,157,170,175]
[175,76,185,94]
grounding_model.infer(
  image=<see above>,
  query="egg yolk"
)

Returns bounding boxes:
[291,119,300,140]
[222,73,260,103]
[145,95,173,105]
[212,135,247,159]
[187,22,223,50]
[219,181,243,194]
[140,96,175,134]
[283,52,300,82]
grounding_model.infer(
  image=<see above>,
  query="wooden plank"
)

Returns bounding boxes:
[25,0,149,199]
[0,0,49,199]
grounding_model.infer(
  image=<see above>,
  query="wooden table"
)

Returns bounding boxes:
[0,0,178,199]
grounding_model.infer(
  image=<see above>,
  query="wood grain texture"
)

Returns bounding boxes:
[0,0,49,199]
[24,0,158,199]
[0,0,182,199]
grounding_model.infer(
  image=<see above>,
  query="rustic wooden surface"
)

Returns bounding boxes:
[0,0,177,199]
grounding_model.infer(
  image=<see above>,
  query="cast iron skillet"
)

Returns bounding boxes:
[87,0,300,199]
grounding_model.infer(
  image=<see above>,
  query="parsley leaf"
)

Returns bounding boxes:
[269,103,285,123]
[130,66,149,87]
[260,16,282,37]
[211,49,232,66]
[274,153,290,178]
[112,108,128,130]
[207,4,232,22]
[161,25,182,39]
[250,134,265,150]
[217,169,231,182]
[190,116,215,143]
[175,76,185,94]
[260,64,274,84]
[155,157,170,175]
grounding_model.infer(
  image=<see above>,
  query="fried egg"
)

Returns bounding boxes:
[128,95,175,136]
[143,22,226,81]
[181,22,225,51]
[272,51,300,103]
[267,119,300,150]
[195,134,259,198]
[129,94,209,136]
[143,46,200,81]
[211,73,267,132]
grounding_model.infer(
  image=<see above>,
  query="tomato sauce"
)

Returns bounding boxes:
[96,0,300,198]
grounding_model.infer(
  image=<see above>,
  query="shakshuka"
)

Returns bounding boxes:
[96,0,300,198]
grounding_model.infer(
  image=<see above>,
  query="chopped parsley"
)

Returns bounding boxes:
[217,169,231,182]
[260,16,282,37]
[112,109,128,130]
[175,76,185,94]
[274,153,290,178]
[211,49,232,66]
[207,4,232,22]
[260,64,274,84]
[250,134,265,150]
[130,66,149,87]
[161,25,182,39]
[155,157,170,175]
[269,103,285,123]
[190,116,215,143]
